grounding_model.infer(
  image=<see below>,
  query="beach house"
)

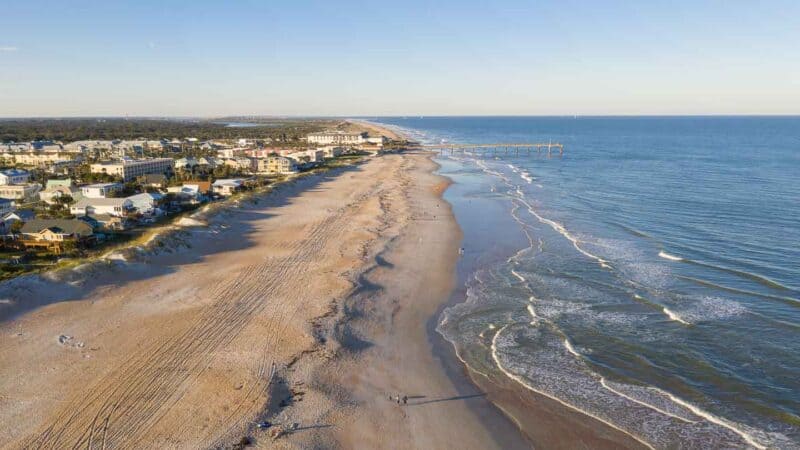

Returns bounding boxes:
[0,210,34,234]
[212,179,245,196]
[0,169,31,185]
[39,179,81,205]
[0,198,14,216]
[70,197,133,217]
[0,184,42,202]
[20,219,94,253]
[319,146,345,158]
[138,173,168,189]
[81,183,122,198]
[126,192,164,216]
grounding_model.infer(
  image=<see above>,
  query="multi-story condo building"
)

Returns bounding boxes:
[90,158,174,181]
[0,169,31,185]
[255,156,298,175]
[306,131,368,146]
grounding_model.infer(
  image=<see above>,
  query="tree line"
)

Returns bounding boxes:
[0,118,337,143]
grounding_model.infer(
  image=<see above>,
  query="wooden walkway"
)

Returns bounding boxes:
[409,142,564,156]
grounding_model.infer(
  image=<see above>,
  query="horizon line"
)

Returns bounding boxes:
[1,114,799,120]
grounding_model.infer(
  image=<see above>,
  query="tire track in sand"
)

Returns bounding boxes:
[22,180,380,450]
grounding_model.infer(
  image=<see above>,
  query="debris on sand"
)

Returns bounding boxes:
[57,334,85,348]
[269,426,286,440]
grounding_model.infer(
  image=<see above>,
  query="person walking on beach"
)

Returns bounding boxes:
[402,395,408,405]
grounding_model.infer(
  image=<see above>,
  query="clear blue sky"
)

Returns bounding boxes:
[1,0,798,117]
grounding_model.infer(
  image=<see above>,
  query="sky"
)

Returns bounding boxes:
[1,0,799,117]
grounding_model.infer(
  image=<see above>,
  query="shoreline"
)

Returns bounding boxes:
[1,119,646,449]
[367,120,647,449]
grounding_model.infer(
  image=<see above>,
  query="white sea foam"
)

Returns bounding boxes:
[653,388,768,449]
[659,251,683,262]
[511,269,526,282]
[490,325,657,450]
[677,295,747,323]
[599,378,697,423]
[662,307,690,325]
[520,171,533,184]
[563,338,580,357]
[515,194,611,268]
[489,322,775,449]
[526,304,538,324]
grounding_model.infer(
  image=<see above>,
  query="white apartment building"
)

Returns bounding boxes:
[286,150,325,163]
[0,184,41,202]
[81,183,122,198]
[0,169,31,185]
[90,158,174,181]
[319,146,345,158]
[12,153,77,167]
[254,156,298,175]
[70,198,133,217]
[306,131,368,146]
[217,148,248,158]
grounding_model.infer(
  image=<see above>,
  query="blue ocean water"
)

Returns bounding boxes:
[373,117,800,449]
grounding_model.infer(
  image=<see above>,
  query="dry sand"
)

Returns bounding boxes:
[0,149,505,449]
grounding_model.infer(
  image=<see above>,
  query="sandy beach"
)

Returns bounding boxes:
[0,141,510,449]
[0,119,647,449]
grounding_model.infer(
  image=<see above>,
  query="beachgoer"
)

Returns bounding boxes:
[403,395,408,405]
[396,395,401,404]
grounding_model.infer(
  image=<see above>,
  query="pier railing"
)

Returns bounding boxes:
[408,142,564,156]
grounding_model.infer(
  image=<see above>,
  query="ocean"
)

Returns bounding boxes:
[372,117,800,449]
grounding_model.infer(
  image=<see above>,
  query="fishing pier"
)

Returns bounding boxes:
[410,142,564,157]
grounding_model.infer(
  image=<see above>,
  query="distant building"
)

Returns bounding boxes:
[78,214,129,231]
[222,157,256,172]
[126,192,163,215]
[319,146,345,158]
[0,210,35,233]
[0,184,41,202]
[167,181,212,204]
[212,179,245,196]
[0,198,14,216]
[1,143,32,153]
[81,183,122,199]
[363,136,389,146]
[40,183,81,205]
[254,156,298,175]
[48,160,82,175]
[46,179,73,189]
[0,169,31,185]
[90,158,174,181]
[217,148,248,158]
[175,157,217,173]
[307,131,369,146]
[138,173,168,188]
[70,197,133,217]
[20,219,94,253]
[10,152,77,167]
[286,149,325,164]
